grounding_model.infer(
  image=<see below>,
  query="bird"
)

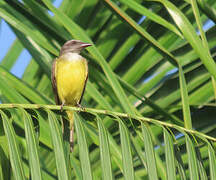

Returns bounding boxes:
[51,39,91,151]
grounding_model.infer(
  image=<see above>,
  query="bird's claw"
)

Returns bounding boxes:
[76,103,85,112]
[60,102,65,112]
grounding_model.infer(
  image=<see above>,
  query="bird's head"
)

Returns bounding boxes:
[60,40,92,55]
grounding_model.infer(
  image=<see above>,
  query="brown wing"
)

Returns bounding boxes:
[51,58,61,105]
[78,59,88,105]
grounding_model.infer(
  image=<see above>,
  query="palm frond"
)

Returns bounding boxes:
[0,0,216,179]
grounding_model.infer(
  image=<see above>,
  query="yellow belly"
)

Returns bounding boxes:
[55,55,88,106]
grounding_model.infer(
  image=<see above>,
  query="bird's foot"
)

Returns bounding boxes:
[60,102,65,112]
[76,103,85,112]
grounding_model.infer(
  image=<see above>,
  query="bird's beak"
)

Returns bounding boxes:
[80,42,92,48]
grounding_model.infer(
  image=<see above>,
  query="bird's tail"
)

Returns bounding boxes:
[66,111,74,152]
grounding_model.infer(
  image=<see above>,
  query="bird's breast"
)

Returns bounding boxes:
[55,54,88,106]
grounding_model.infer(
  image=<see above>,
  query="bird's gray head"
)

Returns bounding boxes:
[60,40,92,55]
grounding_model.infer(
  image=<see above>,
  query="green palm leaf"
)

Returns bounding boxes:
[0,0,216,179]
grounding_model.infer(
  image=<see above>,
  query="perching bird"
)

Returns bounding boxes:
[51,40,91,151]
